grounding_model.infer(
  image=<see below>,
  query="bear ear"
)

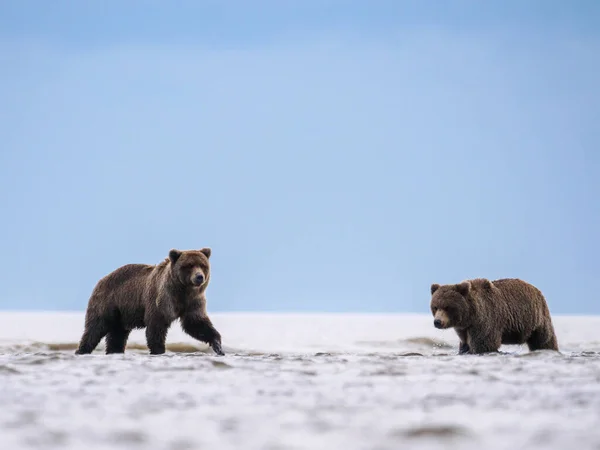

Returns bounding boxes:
[430,283,441,295]
[200,248,211,259]
[482,279,493,289]
[456,281,471,297]
[169,249,182,264]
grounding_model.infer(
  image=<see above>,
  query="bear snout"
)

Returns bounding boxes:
[433,310,449,329]
[192,273,205,286]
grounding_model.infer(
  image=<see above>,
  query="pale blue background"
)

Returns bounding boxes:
[1,1,598,313]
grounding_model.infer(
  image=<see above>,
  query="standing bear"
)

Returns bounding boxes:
[76,248,224,356]
[429,278,558,354]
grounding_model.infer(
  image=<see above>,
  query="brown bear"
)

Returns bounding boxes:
[429,278,558,354]
[75,248,224,356]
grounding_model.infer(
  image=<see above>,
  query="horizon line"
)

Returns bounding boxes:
[0,310,597,318]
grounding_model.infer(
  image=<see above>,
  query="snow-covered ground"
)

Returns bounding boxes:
[1,312,599,450]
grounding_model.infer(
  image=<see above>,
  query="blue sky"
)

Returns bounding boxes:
[0,1,599,314]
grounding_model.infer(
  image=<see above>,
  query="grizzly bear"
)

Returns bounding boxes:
[75,248,224,356]
[429,278,558,354]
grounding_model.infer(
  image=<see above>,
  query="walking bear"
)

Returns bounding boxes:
[430,278,558,354]
[76,248,224,356]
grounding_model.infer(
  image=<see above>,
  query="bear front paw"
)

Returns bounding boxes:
[211,338,225,356]
[458,342,470,355]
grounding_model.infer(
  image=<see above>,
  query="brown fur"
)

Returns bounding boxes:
[75,248,224,356]
[430,278,558,354]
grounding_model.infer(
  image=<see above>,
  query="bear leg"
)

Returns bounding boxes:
[467,331,502,354]
[75,319,109,355]
[105,326,131,354]
[527,326,559,352]
[180,313,224,356]
[455,330,470,355]
[145,321,170,355]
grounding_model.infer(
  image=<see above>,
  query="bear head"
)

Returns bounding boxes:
[429,281,473,330]
[168,248,212,288]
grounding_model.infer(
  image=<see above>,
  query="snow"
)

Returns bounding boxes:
[0,312,599,450]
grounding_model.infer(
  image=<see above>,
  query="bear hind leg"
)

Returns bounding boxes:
[76,319,109,355]
[105,326,131,354]
[527,326,558,352]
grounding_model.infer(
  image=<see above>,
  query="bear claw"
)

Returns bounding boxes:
[211,341,225,356]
